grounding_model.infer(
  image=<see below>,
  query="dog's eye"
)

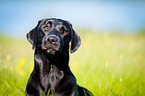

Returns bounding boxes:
[43,22,52,31]
[64,31,67,33]
[44,26,48,30]
[60,26,67,34]
[43,25,51,31]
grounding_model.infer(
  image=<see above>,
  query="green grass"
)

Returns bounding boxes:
[0,31,145,96]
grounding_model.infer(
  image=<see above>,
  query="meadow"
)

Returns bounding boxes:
[0,30,145,96]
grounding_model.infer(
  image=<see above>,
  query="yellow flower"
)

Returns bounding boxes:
[19,70,25,76]
[16,57,26,76]
[18,57,26,67]
[29,60,34,72]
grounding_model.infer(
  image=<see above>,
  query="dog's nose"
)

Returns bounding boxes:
[47,36,58,43]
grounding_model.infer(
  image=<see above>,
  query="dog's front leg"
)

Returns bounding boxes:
[26,50,48,96]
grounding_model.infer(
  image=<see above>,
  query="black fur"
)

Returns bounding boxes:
[26,18,93,96]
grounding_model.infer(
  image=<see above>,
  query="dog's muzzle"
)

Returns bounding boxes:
[41,35,61,54]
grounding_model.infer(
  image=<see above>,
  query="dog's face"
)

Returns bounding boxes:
[27,18,81,55]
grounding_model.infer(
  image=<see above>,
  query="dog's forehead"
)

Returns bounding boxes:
[37,18,71,31]
[43,19,68,26]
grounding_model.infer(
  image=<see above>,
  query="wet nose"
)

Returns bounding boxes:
[47,36,58,43]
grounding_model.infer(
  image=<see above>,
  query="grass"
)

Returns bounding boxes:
[0,31,145,96]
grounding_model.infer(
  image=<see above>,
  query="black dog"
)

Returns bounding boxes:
[26,18,93,96]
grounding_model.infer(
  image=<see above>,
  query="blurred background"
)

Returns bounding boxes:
[0,0,145,37]
[0,0,145,96]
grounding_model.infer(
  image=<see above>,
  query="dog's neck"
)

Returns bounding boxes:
[34,48,73,75]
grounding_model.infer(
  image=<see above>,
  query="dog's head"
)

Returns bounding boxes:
[27,18,81,55]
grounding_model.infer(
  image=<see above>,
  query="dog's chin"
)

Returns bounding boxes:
[44,49,61,56]
[46,49,56,55]
[41,46,61,55]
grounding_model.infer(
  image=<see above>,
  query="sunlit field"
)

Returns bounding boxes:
[0,30,145,96]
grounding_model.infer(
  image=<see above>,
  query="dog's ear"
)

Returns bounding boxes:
[69,23,81,53]
[26,20,41,49]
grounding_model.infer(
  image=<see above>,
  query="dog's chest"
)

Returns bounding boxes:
[41,65,64,92]
[48,65,64,83]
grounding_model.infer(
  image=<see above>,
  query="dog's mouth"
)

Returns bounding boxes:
[41,41,61,55]
[46,49,55,54]
[42,46,59,55]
